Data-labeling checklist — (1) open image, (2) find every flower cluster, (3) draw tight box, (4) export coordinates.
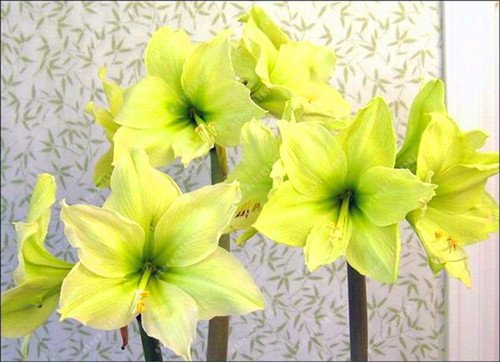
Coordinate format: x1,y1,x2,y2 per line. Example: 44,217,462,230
1,5,498,361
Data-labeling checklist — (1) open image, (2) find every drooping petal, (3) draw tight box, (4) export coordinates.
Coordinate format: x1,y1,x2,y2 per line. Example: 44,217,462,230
202,80,266,147
85,102,118,141
346,209,400,283
396,79,446,170
431,163,499,195
92,147,114,189
145,26,194,94
58,263,139,330
304,215,351,272
113,122,186,168
115,76,186,129
227,120,280,231
254,181,335,247
181,30,235,104
104,149,181,238
162,247,264,320
278,120,347,197
152,182,241,267
338,97,396,183
60,202,144,277
356,166,436,226
415,113,464,181
141,279,198,361
1,278,60,338
25,173,56,244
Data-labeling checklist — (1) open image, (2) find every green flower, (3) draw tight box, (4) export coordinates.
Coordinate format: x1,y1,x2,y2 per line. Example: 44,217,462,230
113,27,265,167
1,174,73,338
406,112,499,287
234,5,351,124
254,98,435,283
58,149,264,360
226,119,283,244
85,67,124,188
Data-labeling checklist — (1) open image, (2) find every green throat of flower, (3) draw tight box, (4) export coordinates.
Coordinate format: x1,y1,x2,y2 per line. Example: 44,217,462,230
187,106,216,143
327,190,353,249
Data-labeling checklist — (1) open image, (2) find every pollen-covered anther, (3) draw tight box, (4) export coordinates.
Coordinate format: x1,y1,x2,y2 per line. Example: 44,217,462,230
447,237,458,252
134,290,151,314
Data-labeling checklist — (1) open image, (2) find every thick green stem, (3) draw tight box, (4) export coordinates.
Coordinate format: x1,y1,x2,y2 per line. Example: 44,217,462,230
347,263,368,361
137,315,163,361
206,146,230,361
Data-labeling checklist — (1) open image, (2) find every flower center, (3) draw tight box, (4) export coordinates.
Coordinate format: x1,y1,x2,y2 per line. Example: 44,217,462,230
326,191,352,251
187,107,216,142
132,262,164,315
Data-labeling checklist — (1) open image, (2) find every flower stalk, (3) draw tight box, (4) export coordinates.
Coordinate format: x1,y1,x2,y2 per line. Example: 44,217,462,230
137,315,163,361
347,263,368,361
206,146,230,361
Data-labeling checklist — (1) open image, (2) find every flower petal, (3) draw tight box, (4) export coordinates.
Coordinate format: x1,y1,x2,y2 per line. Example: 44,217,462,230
239,6,290,49
254,181,335,247
145,26,194,94
431,163,499,195
278,120,347,197
92,147,114,189
415,113,464,181
58,263,139,330
162,247,264,320
227,120,279,231
142,279,198,361
115,76,186,129
444,259,472,288
356,166,436,226
113,122,186,168
171,125,214,166
152,182,241,267
304,215,350,272
1,278,60,338
25,173,56,243
104,148,181,240
181,31,235,104
202,80,266,147
396,79,446,170
338,97,396,183
60,202,144,277
346,209,400,283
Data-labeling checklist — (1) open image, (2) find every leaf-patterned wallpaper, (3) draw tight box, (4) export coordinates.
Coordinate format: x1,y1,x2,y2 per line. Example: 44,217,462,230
1,1,444,361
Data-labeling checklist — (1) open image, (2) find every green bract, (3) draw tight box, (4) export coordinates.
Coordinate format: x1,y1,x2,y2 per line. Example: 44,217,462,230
1,174,73,338
226,119,283,244
85,67,124,188
58,149,264,360
235,5,351,125
254,98,436,283
406,111,499,287
113,27,265,167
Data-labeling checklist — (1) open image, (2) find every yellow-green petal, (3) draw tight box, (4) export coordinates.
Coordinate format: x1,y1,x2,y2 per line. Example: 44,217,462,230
396,79,446,170
239,5,290,49
153,182,241,267
58,263,139,330
60,202,145,277
92,148,114,189
162,247,264,320
1,278,60,338
145,26,194,94
104,148,181,238
357,166,436,227
115,76,186,129
254,181,334,247
171,125,214,167
346,209,400,283
278,120,347,197
142,279,198,361
338,97,396,183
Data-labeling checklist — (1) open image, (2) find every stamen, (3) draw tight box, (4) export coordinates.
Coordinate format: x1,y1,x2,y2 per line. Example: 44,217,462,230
434,230,459,253
326,192,352,251
132,265,154,315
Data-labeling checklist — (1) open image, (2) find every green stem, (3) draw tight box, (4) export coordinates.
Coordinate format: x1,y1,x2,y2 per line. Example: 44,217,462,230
347,263,368,361
137,315,163,361
206,146,230,361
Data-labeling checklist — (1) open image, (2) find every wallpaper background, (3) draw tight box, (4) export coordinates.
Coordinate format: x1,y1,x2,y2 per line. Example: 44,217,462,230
1,1,444,361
